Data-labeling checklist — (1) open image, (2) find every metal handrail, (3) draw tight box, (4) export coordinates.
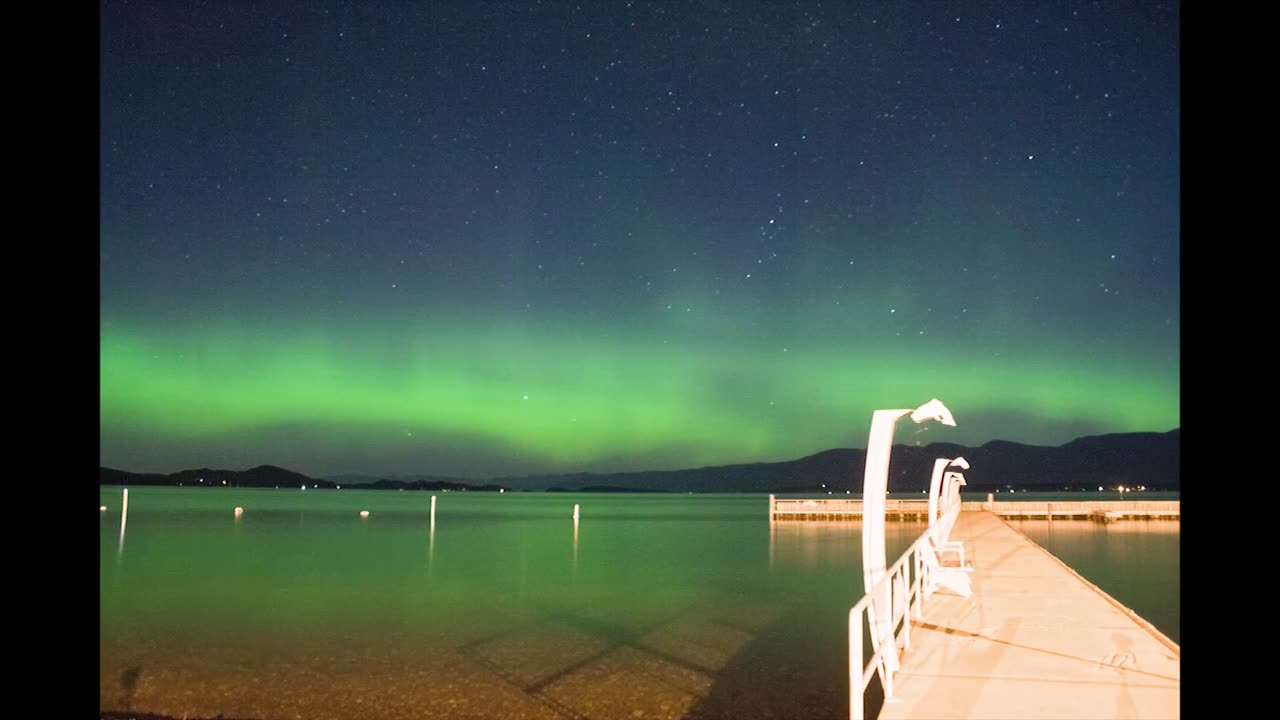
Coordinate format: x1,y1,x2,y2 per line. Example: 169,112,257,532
847,502,959,720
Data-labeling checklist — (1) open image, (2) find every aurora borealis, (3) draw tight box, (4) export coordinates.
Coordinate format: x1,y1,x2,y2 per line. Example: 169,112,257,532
101,2,1179,479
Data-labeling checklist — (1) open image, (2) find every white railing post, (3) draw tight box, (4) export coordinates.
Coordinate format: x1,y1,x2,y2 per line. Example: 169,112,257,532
899,570,910,650
882,644,894,699
845,509,976,719
915,549,925,619
850,607,864,720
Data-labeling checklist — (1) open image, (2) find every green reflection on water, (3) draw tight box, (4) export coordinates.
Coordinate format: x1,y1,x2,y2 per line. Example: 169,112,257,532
101,489,895,643
103,488,933,718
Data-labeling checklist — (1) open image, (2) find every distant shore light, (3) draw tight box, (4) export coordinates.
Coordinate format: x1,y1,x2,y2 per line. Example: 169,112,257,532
360,510,370,518
100,505,107,512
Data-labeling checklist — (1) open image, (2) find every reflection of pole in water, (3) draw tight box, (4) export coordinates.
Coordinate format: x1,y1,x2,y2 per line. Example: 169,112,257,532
117,487,129,563
428,495,437,577
768,494,776,573
572,504,580,575
769,518,776,573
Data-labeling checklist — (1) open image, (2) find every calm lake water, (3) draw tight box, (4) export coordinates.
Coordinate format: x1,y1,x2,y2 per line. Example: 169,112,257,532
100,488,1178,719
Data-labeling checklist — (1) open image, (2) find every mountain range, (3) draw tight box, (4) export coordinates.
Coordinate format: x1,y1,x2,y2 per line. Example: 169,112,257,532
100,428,1179,493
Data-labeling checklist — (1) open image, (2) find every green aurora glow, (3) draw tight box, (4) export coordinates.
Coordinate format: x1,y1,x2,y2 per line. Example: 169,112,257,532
100,316,1178,478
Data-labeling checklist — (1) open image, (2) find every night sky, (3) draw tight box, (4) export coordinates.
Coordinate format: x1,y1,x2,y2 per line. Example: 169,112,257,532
100,1,1180,479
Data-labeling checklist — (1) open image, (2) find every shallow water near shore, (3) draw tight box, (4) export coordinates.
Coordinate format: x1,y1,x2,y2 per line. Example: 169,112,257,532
101,487,1178,719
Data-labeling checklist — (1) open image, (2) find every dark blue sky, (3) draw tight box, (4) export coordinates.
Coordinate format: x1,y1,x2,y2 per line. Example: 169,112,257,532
100,1,1180,478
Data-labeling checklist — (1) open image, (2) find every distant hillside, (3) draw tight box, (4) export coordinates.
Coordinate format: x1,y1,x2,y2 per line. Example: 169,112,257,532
491,429,1180,493
324,473,477,486
99,464,316,489
100,428,1178,493
98,465,510,491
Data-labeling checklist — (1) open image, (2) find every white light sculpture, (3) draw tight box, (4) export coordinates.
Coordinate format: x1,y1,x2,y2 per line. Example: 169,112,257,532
927,456,970,528
921,458,973,599
860,399,956,682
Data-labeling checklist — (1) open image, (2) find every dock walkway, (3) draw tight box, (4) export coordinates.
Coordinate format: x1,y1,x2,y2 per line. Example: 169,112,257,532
877,511,1179,720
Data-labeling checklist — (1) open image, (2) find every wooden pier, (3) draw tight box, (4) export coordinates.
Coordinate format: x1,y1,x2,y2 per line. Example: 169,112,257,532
874,511,1179,720
771,496,1179,523
770,496,932,521
959,500,1180,522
